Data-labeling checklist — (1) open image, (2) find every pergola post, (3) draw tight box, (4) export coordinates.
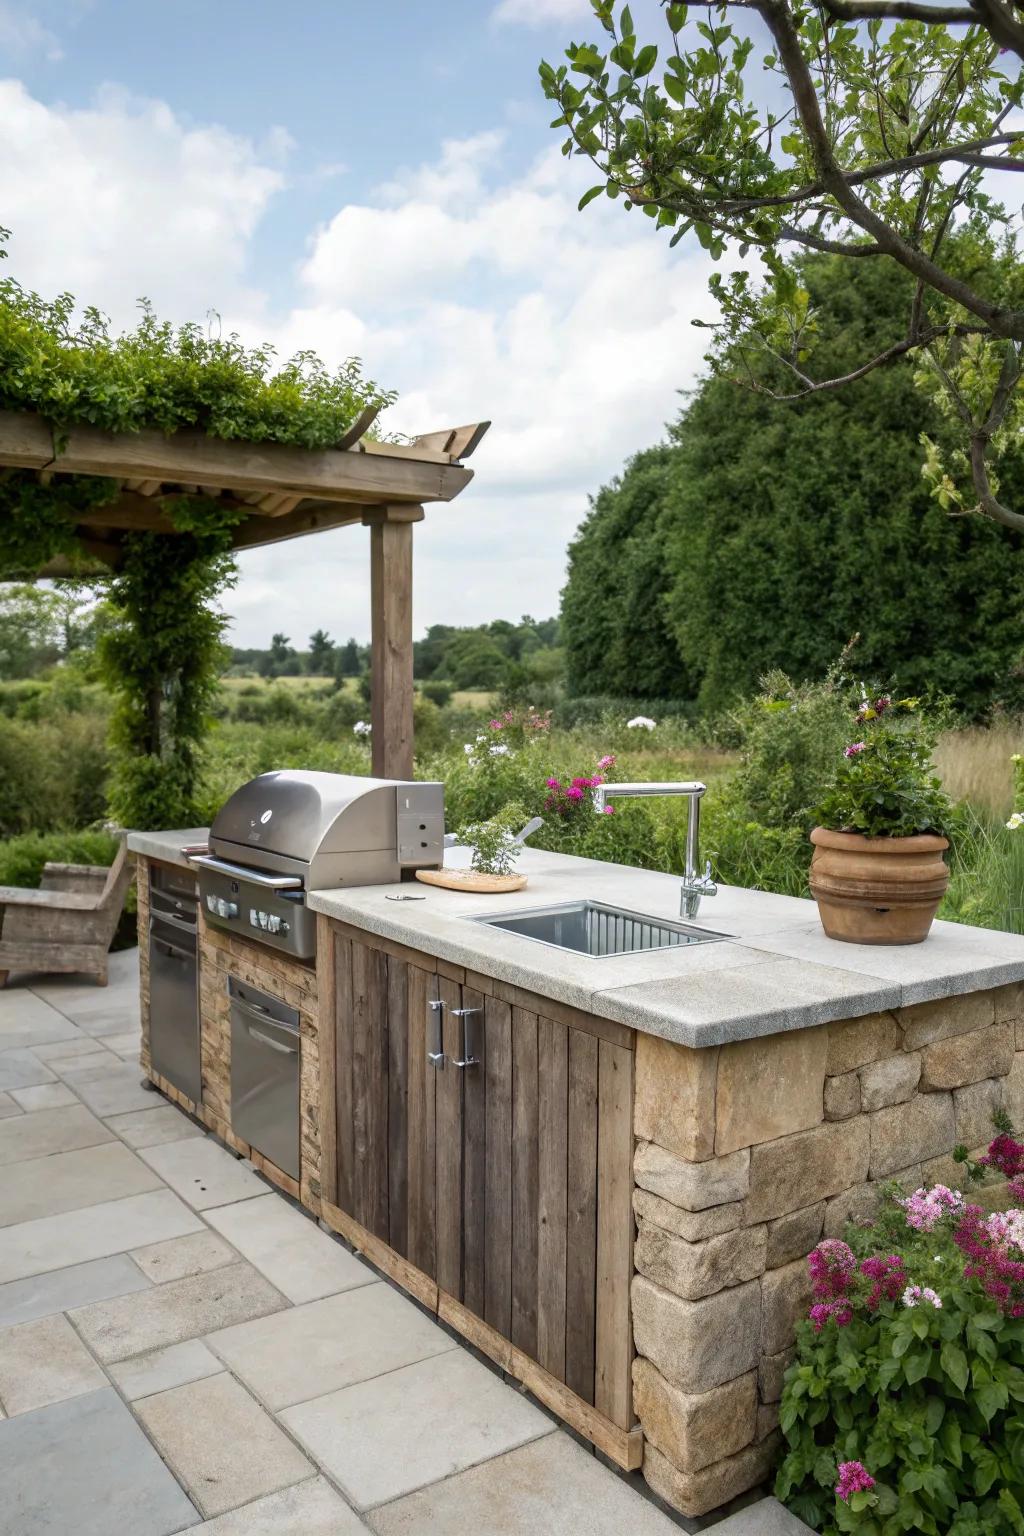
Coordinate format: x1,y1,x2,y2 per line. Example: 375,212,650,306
365,505,424,781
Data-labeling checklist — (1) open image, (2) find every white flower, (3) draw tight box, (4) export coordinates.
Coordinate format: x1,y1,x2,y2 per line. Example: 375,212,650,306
626,715,657,731
463,743,474,755
1007,812,1024,831
902,1284,942,1309
353,720,372,737
489,744,511,757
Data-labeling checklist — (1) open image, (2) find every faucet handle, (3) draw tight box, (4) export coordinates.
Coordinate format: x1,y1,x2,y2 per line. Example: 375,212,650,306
702,860,718,895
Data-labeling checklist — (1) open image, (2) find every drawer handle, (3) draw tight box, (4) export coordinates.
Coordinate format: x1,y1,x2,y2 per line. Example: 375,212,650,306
452,1006,481,1069
247,1026,298,1056
427,997,445,1069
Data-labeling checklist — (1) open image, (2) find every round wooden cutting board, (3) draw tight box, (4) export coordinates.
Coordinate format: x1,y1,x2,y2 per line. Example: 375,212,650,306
415,868,528,894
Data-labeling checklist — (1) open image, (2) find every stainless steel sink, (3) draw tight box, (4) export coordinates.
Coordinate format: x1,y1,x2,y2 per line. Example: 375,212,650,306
472,900,729,958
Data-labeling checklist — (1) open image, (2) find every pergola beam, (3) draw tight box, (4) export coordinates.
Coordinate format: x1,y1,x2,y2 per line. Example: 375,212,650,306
1,408,489,779
0,411,474,506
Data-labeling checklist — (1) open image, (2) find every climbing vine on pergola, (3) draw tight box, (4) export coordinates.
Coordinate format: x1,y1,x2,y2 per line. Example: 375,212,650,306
0,263,487,828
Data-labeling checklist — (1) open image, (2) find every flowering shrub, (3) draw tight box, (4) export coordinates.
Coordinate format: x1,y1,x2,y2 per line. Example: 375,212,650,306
777,1127,1024,1534
544,755,617,823
815,693,951,839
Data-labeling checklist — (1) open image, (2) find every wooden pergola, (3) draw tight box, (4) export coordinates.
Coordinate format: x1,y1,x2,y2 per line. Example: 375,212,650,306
0,408,488,781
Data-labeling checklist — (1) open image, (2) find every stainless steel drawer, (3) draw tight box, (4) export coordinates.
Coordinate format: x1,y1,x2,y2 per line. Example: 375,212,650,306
229,979,300,1181
149,916,201,1103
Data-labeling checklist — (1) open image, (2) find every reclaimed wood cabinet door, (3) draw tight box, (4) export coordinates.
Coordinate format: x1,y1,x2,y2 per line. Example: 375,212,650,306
330,931,635,1433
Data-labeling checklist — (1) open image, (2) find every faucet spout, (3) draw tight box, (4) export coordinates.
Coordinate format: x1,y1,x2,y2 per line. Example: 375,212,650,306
592,781,717,918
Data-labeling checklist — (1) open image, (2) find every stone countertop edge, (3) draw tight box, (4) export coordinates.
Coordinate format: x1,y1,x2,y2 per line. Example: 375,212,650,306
128,832,1024,1048
127,829,209,871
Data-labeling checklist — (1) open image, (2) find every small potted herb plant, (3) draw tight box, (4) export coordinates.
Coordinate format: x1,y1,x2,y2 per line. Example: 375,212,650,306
810,695,951,944
417,802,533,893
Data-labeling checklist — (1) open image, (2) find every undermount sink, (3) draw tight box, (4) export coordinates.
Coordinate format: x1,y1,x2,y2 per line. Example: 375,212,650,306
472,900,729,958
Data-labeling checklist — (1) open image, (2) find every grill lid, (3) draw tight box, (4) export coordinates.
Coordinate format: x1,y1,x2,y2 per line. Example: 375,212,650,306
211,770,404,865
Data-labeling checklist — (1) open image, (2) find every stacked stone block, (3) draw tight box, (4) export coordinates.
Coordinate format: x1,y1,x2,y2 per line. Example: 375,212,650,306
630,980,1024,1518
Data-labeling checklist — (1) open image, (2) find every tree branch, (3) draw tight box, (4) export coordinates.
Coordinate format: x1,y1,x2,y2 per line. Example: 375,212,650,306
756,0,1024,339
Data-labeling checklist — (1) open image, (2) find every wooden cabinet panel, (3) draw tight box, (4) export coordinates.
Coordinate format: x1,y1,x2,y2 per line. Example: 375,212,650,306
482,995,513,1337
329,927,635,1433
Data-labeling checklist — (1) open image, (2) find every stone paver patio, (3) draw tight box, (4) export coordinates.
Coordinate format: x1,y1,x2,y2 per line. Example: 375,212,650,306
0,948,809,1535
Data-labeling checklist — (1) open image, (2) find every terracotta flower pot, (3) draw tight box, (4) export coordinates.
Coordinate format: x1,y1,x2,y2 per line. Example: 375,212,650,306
809,827,950,945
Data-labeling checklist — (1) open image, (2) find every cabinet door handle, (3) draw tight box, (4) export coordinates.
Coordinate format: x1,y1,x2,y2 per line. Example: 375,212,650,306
427,997,445,1069
452,1006,481,1069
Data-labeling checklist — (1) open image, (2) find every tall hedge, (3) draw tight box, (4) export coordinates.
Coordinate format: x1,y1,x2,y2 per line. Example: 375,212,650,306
562,256,1024,719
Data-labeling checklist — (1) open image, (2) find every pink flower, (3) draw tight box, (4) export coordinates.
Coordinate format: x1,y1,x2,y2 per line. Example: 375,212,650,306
603,805,615,815
597,754,616,769
545,778,560,789
844,741,868,758
566,786,585,802
836,1462,875,1503
902,1284,942,1309
900,1184,964,1232
859,1254,908,1309
982,1133,1024,1181
488,719,503,731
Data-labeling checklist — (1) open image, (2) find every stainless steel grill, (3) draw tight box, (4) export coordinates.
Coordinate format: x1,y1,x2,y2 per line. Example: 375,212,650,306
188,770,444,959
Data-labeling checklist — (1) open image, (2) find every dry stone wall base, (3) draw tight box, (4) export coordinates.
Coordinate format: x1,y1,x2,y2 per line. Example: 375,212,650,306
631,987,1024,1521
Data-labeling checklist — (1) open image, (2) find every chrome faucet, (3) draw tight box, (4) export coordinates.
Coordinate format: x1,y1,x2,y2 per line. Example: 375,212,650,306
592,781,718,919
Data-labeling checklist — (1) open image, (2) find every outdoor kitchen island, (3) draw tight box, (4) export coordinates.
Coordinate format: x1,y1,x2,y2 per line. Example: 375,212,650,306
127,829,1024,1519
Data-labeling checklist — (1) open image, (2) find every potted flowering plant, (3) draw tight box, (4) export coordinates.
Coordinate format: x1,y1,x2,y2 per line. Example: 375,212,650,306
809,694,951,944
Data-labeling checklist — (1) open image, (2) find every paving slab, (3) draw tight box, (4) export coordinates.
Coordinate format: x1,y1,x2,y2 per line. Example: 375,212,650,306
60,1058,157,1116
0,1092,21,1120
0,1254,150,1329
72,1259,288,1362
135,1371,313,1518
193,1476,369,1534
0,1188,203,1284
43,1048,115,1077
0,1385,199,1535
0,991,82,1050
207,1283,453,1410
131,1230,236,1284
710,1497,815,1534
103,1029,143,1059
0,1048,56,1091
32,1035,104,1062
0,1313,107,1416
9,1082,77,1112
0,1102,113,1168
367,1431,685,1535
108,1339,223,1400
282,1348,552,1510
139,1137,267,1210
205,1195,376,1303
106,1103,205,1148
0,1140,162,1229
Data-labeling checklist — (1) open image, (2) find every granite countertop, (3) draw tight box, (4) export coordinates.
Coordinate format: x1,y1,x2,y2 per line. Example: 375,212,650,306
128,830,1024,1048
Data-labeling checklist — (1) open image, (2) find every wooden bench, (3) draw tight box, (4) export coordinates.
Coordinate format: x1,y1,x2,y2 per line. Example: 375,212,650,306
0,841,135,988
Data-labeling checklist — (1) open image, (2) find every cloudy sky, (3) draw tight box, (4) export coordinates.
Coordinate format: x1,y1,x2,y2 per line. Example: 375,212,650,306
0,0,722,647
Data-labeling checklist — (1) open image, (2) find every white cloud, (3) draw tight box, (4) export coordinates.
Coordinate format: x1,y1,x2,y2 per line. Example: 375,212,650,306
0,80,285,322
0,4,62,61
230,133,720,644
0,81,720,646
491,0,590,25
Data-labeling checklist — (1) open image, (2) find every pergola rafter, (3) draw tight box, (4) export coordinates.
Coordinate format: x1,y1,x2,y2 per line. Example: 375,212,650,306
0,406,489,780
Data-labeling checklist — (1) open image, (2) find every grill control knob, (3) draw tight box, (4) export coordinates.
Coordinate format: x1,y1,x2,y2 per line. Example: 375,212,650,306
215,898,238,919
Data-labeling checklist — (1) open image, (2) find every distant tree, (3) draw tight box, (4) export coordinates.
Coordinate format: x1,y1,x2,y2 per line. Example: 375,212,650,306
561,254,1024,718
307,629,335,674
562,444,686,699
335,637,362,678
259,632,298,679
445,632,510,690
